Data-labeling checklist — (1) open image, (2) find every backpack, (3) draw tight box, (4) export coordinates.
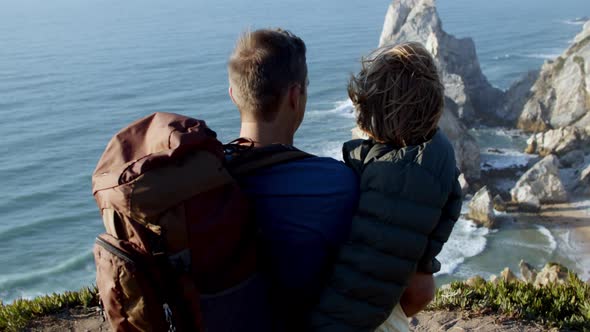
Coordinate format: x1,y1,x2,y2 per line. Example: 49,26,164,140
92,112,312,332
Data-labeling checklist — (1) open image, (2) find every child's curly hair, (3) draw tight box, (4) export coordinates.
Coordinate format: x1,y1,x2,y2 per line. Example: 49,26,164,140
349,42,444,147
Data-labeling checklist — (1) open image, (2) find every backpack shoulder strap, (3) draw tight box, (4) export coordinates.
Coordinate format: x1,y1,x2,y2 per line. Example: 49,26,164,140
225,142,315,177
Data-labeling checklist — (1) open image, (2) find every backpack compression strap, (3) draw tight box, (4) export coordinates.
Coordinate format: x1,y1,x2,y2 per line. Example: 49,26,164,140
225,141,315,177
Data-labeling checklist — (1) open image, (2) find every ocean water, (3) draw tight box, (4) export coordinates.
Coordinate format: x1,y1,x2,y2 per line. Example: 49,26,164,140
1,0,589,302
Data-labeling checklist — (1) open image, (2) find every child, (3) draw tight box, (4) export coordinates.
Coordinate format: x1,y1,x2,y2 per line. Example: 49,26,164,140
311,42,462,332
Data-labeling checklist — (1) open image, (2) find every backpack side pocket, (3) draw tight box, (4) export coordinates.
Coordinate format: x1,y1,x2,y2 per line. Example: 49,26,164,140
94,234,168,332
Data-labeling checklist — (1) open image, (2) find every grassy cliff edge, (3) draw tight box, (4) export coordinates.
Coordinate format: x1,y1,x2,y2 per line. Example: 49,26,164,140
1,270,589,331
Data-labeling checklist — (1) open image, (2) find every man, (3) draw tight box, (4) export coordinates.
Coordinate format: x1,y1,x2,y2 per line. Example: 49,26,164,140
226,28,359,331
219,29,437,332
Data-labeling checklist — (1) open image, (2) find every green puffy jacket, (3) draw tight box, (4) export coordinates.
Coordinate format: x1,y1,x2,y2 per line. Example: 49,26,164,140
310,130,463,332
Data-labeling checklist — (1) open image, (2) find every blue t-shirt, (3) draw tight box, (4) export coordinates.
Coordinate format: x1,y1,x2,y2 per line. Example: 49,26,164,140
239,156,359,328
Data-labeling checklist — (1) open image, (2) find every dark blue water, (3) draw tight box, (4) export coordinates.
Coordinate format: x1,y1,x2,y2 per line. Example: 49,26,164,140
1,0,588,302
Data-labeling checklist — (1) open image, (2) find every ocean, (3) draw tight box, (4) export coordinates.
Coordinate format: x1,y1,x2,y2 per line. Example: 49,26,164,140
1,0,589,302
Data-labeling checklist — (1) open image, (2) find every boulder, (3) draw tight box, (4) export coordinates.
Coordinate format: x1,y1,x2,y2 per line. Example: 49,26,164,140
377,0,484,179
499,70,539,125
489,274,499,285
500,268,518,283
438,103,481,180
534,263,569,287
560,150,586,168
525,127,588,157
464,275,485,288
510,155,568,208
468,186,496,228
379,0,503,125
519,260,538,283
458,173,469,195
517,21,590,132
574,163,590,195
492,195,507,212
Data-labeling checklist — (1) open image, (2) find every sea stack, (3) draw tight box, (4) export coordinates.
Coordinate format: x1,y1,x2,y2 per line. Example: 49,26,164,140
517,21,590,132
378,0,492,179
379,0,503,123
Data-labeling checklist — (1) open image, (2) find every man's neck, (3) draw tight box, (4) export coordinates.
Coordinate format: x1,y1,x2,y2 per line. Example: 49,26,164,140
239,121,294,147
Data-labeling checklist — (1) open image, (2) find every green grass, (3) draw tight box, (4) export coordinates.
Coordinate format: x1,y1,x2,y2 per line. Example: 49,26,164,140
0,286,99,332
429,273,590,331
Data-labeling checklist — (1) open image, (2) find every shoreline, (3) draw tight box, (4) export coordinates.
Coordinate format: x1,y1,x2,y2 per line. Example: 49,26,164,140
538,199,590,280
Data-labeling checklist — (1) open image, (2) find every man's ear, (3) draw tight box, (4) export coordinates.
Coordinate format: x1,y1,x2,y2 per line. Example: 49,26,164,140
288,84,302,110
229,86,237,105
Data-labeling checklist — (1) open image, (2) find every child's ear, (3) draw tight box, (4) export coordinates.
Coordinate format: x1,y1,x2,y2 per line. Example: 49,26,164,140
229,86,237,105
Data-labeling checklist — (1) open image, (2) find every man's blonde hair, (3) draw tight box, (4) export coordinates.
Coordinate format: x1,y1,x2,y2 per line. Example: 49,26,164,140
349,42,444,146
228,29,307,122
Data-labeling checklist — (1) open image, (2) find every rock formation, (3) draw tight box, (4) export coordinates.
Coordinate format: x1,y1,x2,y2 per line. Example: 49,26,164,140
468,186,496,228
510,155,568,209
534,263,570,287
574,164,590,195
519,260,537,283
379,0,503,123
525,126,589,157
438,104,481,179
351,114,481,179
352,0,484,180
458,173,469,194
517,21,590,132
499,71,540,125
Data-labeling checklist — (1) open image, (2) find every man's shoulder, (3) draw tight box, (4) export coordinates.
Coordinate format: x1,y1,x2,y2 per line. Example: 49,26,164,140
269,156,358,185
242,154,358,197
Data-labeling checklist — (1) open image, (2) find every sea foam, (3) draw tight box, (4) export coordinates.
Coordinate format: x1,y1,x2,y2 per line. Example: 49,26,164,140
534,224,558,253
436,218,490,276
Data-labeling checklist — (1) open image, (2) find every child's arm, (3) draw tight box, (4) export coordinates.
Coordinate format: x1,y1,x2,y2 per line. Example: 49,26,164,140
417,168,463,273
399,272,435,317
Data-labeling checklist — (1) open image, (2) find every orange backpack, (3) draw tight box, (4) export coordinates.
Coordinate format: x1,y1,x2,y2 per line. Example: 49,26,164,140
92,112,311,331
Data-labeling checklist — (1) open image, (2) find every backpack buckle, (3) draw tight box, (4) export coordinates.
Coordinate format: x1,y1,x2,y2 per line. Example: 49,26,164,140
163,303,177,332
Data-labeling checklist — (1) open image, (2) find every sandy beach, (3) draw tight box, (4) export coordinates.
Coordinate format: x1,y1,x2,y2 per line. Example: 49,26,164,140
516,198,590,281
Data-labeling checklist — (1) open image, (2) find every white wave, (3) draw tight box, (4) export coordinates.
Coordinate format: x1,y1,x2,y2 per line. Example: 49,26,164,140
521,53,561,60
534,224,557,253
480,148,537,170
0,251,93,291
305,99,355,119
557,228,590,281
333,99,353,113
436,218,489,276
493,54,513,61
562,17,589,25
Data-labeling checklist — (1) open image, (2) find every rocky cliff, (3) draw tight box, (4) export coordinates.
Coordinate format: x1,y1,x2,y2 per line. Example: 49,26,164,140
516,21,590,132
379,0,503,124
378,0,489,179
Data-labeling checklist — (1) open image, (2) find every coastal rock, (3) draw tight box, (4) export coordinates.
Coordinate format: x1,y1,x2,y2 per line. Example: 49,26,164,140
458,173,469,195
438,102,481,180
560,150,586,168
499,71,539,125
525,127,588,157
519,260,538,283
534,263,569,287
489,274,499,285
379,0,503,124
351,120,481,180
492,195,507,212
510,155,568,208
464,275,485,287
517,21,590,132
500,268,518,283
574,163,590,195
468,186,496,228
